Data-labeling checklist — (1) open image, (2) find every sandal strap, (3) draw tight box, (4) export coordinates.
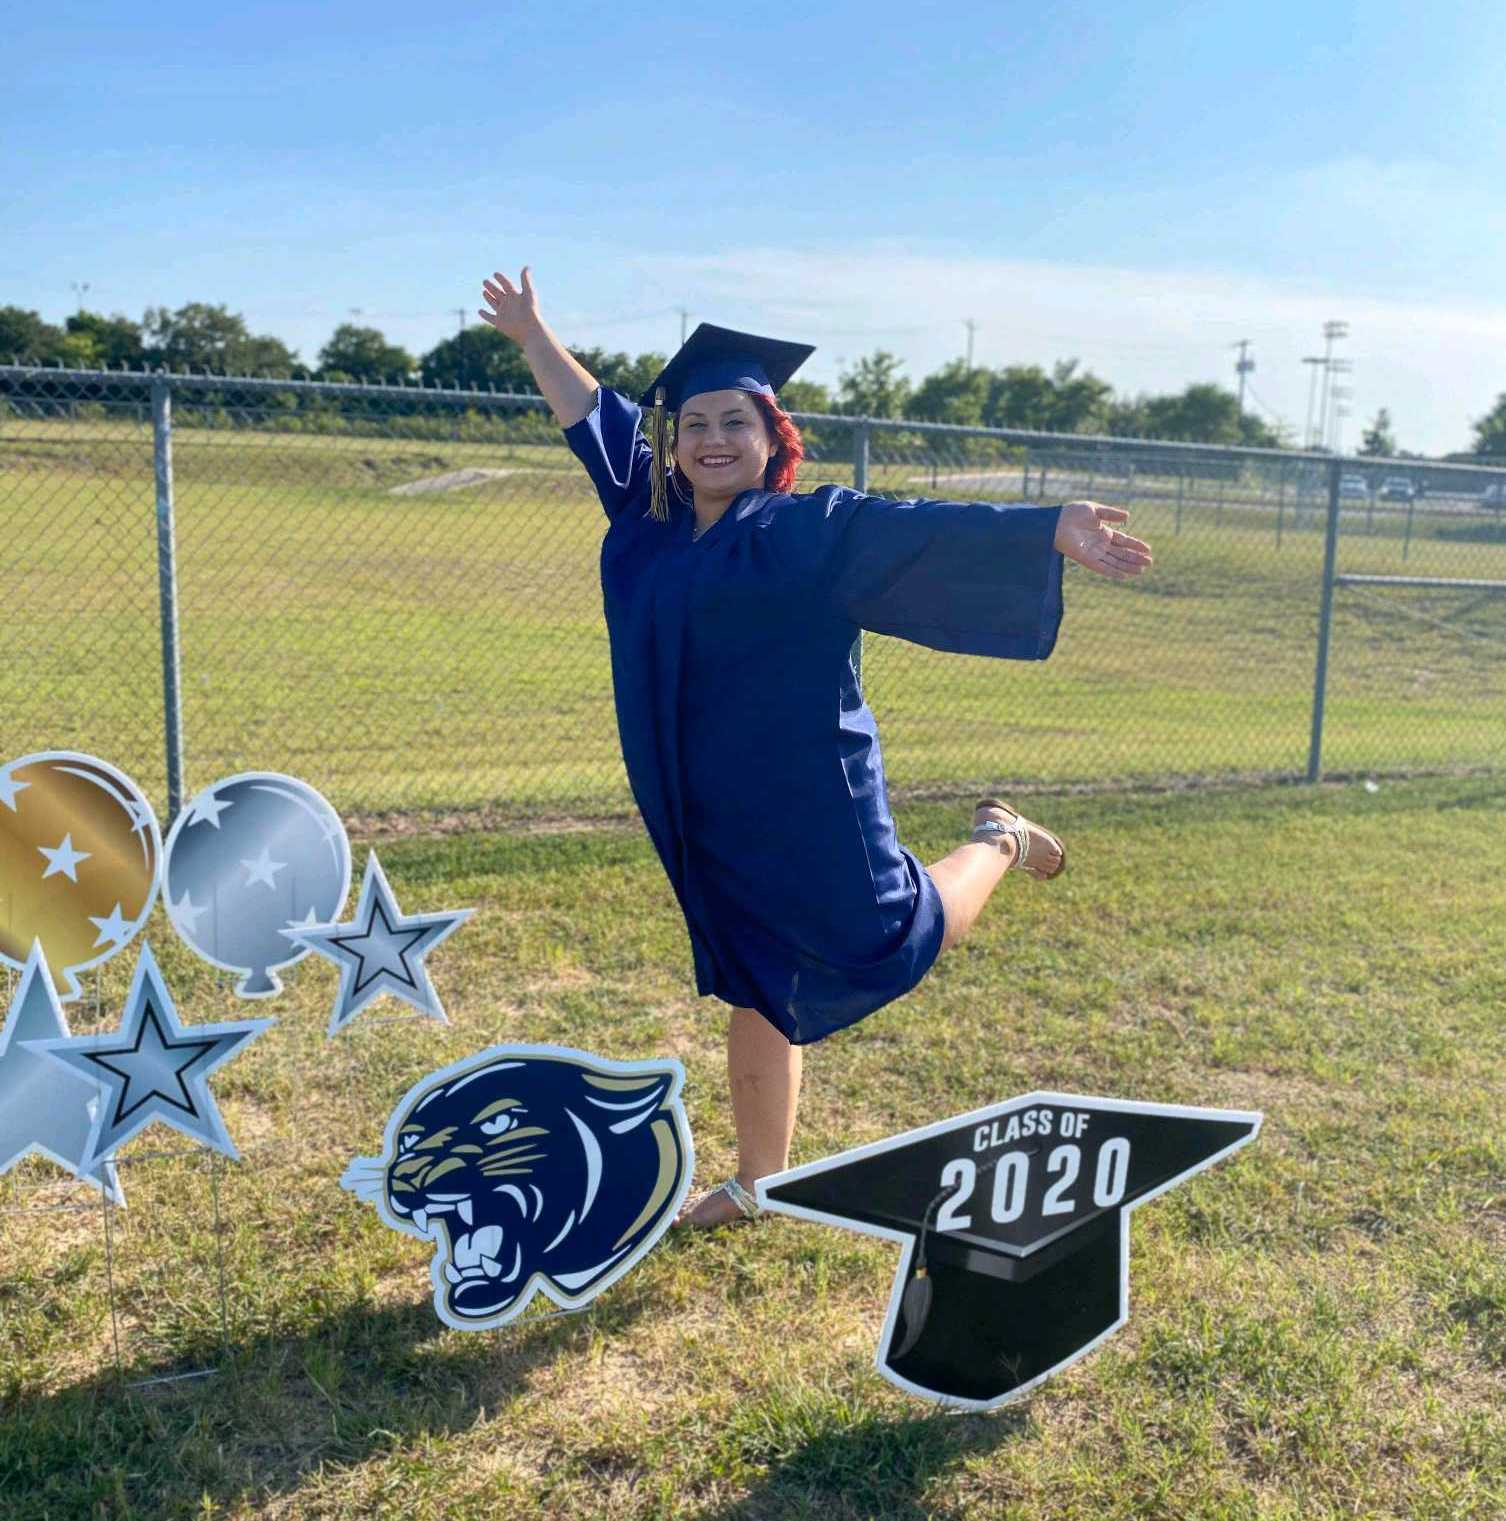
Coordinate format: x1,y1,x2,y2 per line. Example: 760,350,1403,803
722,1176,762,1219
972,815,1030,870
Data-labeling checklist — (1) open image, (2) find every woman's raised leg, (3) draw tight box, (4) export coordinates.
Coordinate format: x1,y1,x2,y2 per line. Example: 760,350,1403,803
929,803,1064,953
675,1004,803,1228
928,836,1016,953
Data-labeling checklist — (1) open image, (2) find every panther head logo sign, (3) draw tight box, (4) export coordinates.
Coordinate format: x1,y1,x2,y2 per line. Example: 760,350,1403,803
342,1044,693,1329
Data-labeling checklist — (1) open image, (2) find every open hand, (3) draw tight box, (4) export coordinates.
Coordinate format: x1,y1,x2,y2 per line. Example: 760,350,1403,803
478,267,542,344
1053,501,1153,580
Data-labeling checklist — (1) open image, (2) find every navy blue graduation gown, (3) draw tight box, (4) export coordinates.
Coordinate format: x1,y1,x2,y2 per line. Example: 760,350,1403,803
563,386,1065,1045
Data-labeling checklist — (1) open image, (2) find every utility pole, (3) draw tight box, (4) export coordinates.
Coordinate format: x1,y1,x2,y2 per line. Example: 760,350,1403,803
1231,340,1254,417
454,307,468,336
1316,320,1348,451
676,307,690,347
962,318,978,369
69,281,90,313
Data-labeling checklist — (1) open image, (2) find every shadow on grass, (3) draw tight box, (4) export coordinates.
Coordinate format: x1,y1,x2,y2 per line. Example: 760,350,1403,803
0,1283,638,1520
706,1402,1031,1521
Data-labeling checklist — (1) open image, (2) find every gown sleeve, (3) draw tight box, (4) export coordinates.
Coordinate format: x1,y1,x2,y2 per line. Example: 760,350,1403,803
560,385,653,522
796,487,1067,660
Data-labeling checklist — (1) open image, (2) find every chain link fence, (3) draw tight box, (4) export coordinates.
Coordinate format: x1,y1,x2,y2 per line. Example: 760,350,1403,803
4,362,1504,835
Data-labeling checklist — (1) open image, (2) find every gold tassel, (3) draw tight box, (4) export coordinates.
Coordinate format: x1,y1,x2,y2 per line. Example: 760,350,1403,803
648,384,671,522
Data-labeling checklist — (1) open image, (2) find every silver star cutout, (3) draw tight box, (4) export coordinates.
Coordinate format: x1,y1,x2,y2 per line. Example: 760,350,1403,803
0,942,123,1204
240,845,287,890
171,889,209,938
0,771,30,811
38,833,91,882
88,902,133,949
279,851,473,1038
25,940,275,1170
181,788,233,829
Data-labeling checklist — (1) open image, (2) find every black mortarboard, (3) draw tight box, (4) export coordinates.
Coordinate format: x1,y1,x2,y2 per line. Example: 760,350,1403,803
757,1092,1261,1409
637,323,816,521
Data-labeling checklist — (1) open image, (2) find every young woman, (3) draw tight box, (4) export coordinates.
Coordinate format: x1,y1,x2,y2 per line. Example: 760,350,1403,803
479,267,1153,1231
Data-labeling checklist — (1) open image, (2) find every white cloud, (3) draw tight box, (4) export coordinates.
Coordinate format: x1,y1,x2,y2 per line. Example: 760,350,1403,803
629,236,1506,456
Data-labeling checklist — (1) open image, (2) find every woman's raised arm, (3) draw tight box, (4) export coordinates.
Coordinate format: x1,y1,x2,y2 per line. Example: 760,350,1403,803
479,266,599,429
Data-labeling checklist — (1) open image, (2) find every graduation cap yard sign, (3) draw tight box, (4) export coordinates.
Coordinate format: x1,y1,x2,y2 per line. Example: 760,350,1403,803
757,1092,1261,1410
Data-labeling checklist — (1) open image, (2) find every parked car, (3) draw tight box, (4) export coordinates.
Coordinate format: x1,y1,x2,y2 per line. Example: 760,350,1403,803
1378,476,1415,501
1482,481,1506,507
1338,473,1370,500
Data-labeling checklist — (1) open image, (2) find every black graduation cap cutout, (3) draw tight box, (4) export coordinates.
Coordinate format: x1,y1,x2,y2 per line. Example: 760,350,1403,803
756,1092,1261,1410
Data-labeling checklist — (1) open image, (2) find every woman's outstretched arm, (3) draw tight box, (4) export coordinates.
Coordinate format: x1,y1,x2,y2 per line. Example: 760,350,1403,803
479,266,599,429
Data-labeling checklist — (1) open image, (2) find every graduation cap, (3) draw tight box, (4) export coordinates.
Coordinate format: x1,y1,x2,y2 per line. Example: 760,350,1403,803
638,323,815,522
757,1092,1261,1409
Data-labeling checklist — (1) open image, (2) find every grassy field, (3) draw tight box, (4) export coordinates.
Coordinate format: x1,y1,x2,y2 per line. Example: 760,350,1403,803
2,773,1503,1519
3,416,1504,825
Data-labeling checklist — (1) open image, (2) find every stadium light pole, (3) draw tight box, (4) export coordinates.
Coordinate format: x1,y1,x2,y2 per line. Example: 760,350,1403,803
1317,320,1349,451
1302,358,1324,449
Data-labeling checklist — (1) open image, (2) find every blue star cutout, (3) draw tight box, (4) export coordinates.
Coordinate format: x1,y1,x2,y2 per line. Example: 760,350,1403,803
25,940,275,1170
280,850,473,1038
0,941,123,1205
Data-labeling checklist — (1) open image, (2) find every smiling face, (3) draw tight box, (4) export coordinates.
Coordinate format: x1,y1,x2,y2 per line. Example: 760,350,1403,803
674,387,773,502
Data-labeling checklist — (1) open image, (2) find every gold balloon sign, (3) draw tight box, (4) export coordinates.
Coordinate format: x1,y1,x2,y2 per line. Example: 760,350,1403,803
0,752,161,1002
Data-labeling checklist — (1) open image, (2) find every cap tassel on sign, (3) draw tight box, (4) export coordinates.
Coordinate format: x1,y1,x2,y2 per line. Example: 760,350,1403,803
648,385,671,522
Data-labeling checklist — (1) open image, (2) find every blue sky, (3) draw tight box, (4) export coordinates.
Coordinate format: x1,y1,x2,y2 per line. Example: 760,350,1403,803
7,0,1505,456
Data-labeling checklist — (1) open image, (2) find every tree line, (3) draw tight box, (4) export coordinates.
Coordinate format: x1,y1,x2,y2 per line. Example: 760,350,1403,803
3,301,1503,459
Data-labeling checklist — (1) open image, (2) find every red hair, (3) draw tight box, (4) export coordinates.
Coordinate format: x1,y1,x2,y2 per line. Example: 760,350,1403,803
672,390,806,496
749,391,805,493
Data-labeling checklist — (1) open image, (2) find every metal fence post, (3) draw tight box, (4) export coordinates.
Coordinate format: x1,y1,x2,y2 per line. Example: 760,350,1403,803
1306,457,1342,783
850,418,870,689
152,377,186,828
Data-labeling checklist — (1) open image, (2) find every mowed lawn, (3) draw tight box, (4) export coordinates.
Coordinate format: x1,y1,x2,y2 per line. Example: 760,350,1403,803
1,774,1504,1519
3,415,1505,824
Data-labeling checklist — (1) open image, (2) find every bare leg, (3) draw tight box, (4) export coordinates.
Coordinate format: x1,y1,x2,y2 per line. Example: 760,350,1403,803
928,836,1017,953
928,804,1063,953
675,1004,803,1228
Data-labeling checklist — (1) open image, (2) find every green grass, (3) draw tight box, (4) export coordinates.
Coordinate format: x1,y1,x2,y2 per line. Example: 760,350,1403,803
1,774,1504,1518
3,418,1504,824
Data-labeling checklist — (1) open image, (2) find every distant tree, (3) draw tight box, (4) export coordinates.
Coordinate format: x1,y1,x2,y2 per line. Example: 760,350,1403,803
142,302,302,375
420,325,546,393
1043,358,1114,434
1469,392,1506,457
587,347,673,403
66,310,147,368
0,306,67,363
1236,409,1290,450
317,324,416,385
1359,407,1397,457
986,365,1057,431
1102,392,1153,439
1139,383,1244,445
776,377,835,416
836,350,912,419
907,359,991,427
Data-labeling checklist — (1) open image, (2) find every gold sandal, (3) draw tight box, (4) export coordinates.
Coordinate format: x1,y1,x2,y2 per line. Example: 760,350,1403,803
972,797,1067,879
